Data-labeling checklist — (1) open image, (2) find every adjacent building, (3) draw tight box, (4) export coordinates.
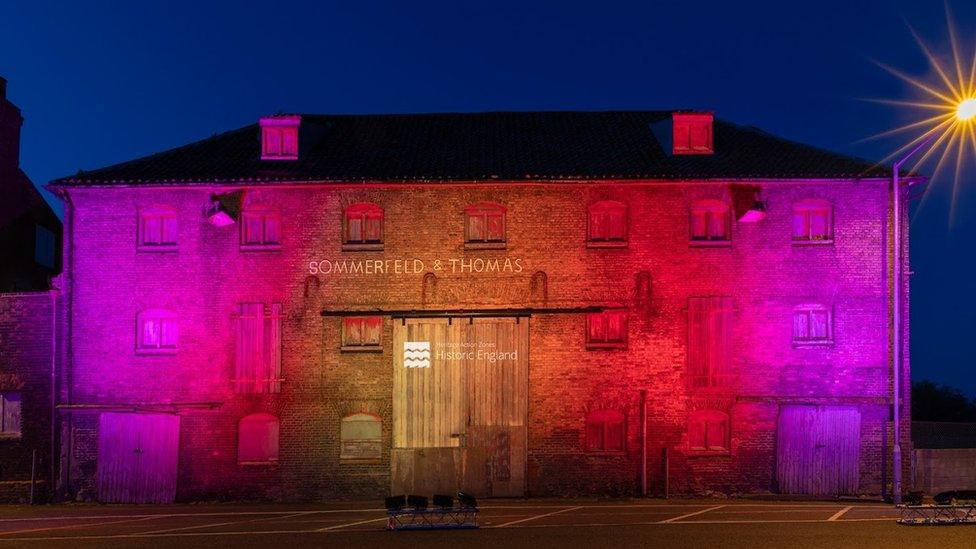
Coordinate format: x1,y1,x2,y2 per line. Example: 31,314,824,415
47,111,914,502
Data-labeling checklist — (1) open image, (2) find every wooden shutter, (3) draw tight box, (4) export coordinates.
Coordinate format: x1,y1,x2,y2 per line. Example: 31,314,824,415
605,419,624,451
793,311,809,340
688,297,733,389
160,317,178,348
2,393,21,435
585,421,603,450
160,215,177,244
243,214,263,245
264,214,281,244
236,303,264,393
265,303,282,393
706,416,727,450
364,215,382,242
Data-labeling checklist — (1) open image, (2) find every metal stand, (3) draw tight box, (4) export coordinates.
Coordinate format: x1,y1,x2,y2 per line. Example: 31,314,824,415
898,504,976,525
387,507,479,530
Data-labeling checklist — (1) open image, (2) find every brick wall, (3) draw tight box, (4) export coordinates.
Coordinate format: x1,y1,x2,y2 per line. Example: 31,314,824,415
59,180,910,500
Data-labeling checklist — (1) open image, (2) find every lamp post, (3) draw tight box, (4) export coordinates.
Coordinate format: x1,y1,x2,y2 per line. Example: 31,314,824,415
890,132,935,505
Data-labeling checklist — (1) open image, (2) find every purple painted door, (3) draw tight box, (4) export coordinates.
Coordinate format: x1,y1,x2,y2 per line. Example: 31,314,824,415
776,406,860,495
97,412,180,503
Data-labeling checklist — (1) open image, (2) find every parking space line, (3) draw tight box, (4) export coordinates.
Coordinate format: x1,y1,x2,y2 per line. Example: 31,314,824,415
493,506,583,527
316,516,388,532
0,515,163,537
137,511,319,535
828,506,853,521
659,505,725,523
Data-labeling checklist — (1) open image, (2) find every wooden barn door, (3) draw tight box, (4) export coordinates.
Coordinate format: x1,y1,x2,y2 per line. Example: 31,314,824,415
776,406,860,495
392,317,528,497
97,412,181,503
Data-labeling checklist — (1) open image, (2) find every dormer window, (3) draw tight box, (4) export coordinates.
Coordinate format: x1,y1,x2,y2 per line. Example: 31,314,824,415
672,112,714,155
260,115,300,160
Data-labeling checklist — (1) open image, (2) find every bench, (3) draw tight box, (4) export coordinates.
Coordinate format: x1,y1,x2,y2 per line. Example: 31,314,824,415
386,494,479,530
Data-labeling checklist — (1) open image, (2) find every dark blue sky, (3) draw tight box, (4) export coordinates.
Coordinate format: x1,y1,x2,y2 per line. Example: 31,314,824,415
3,0,975,395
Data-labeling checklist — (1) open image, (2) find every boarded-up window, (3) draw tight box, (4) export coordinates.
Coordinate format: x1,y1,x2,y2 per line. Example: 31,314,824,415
587,201,628,245
687,297,734,389
342,316,382,350
238,413,279,463
234,303,282,393
138,205,178,250
465,203,506,246
690,200,730,243
793,199,833,242
340,413,382,461
688,409,729,453
793,304,832,344
0,392,21,437
343,203,384,249
240,208,282,249
586,309,628,349
585,409,625,452
136,309,178,354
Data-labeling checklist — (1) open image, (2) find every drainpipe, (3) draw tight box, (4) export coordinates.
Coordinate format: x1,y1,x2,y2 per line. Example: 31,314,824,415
891,134,933,505
640,389,647,497
49,284,58,501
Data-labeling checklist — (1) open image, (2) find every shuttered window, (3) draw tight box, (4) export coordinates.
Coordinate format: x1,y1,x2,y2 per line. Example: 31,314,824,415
0,392,21,437
341,316,382,351
690,200,731,244
261,125,298,159
340,413,382,461
240,208,282,250
586,309,628,349
238,413,279,463
234,303,282,393
792,199,833,243
138,206,178,250
585,409,625,452
687,297,734,389
343,203,384,250
793,304,833,345
464,203,506,248
688,410,729,453
136,309,178,354
587,201,628,246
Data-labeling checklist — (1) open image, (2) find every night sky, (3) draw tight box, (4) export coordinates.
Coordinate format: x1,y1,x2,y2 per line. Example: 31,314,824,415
3,0,975,395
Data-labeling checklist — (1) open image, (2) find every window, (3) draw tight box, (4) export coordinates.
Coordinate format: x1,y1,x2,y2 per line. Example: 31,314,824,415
340,413,382,461
793,304,833,345
35,225,56,268
793,199,833,243
238,413,279,463
341,316,382,351
687,297,734,389
234,303,282,393
137,205,178,250
688,410,729,453
136,309,178,354
587,201,628,246
343,203,384,250
240,207,281,250
464,202,506,248
0,392,21,438
260,115,300,160
585,409,625,452
672,112,714,155
586,309,628,349
690,200,730,244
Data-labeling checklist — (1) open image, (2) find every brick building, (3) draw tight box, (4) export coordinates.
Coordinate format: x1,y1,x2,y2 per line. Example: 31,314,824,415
47,111,914,502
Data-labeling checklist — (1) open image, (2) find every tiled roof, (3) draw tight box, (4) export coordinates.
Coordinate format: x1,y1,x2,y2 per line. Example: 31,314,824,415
50,111,892,186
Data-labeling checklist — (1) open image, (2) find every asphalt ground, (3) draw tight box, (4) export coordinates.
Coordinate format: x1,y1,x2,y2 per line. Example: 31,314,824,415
0,499,973,548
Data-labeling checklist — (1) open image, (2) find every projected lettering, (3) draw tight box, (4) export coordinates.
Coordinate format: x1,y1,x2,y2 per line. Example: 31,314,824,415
309,257,524,275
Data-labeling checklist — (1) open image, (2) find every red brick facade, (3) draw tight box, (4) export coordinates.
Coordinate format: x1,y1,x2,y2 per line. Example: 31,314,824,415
54,179,911,501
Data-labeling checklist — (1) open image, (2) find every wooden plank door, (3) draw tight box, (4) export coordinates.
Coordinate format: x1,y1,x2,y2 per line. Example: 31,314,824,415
97,412,181,503
461,318,528,497
776,406,860,495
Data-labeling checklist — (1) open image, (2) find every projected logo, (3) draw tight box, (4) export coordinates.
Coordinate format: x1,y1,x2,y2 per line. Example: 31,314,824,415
403,341,431,368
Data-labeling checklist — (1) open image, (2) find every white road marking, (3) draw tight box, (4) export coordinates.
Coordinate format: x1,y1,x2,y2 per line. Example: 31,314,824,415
828,506,853,521
493,506,583,527
316,516,389,532
137,511,319,535
659,505,726,523
0,515,163,537
0,509,385,523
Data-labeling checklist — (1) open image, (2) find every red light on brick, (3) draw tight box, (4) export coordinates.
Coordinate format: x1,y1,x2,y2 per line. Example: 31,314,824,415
672,112,713,155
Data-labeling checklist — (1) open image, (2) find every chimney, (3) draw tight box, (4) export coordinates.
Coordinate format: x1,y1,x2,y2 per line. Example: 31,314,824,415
260,115,301,160
671,111,714,155
0,76,23,172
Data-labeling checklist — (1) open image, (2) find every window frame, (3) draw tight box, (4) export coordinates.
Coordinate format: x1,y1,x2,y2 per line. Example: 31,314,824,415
585,309,629,349
240,207,282,251
342,203,384,251
792,303,834,347
586,200,629,248
584,409,626,453
688,409,731,455
464,202,507,249
0,392,22,439
340,412,383,462
792,199,834,245
137,205,178,252
689,199,732,246
237,413,280,465
341,316,383,352
135,309,178,355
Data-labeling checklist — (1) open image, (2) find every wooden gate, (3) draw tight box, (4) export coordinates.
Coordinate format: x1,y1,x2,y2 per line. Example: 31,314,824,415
97,412,181,503
776,406,860,495
392,317,528,497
